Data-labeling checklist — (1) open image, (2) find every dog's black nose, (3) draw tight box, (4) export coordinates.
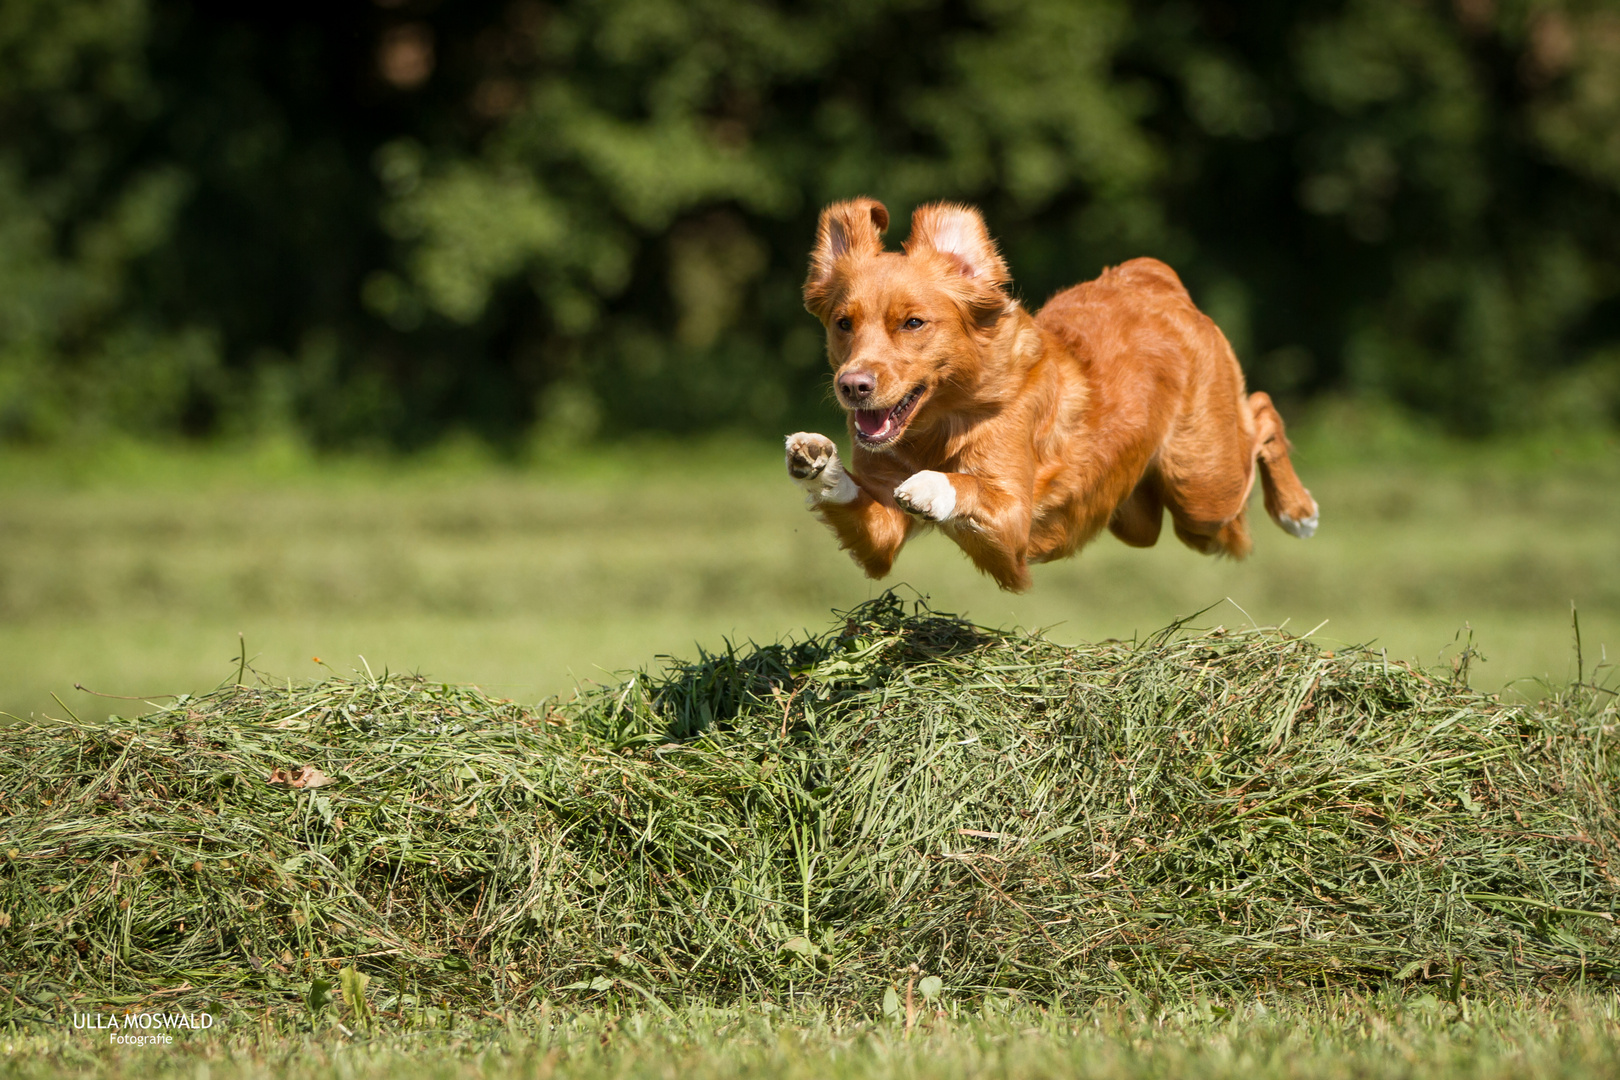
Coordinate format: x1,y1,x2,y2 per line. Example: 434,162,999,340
838,370,876,403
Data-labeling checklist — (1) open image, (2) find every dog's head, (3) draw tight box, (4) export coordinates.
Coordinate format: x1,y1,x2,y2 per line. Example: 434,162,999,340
803,198,1014,451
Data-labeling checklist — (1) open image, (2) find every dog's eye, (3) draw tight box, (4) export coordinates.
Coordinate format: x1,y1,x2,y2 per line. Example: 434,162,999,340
902,317,925,330
836,317,852,332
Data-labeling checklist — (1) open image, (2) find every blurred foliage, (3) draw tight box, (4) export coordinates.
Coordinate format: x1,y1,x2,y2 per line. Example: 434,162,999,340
0,0,1617,449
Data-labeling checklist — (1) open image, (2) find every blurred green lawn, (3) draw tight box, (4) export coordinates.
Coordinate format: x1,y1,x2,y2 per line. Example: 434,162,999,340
2,422,1617,722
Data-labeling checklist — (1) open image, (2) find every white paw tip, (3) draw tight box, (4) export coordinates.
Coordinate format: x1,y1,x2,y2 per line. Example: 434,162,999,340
1279,505,1319,539
895,471,956,521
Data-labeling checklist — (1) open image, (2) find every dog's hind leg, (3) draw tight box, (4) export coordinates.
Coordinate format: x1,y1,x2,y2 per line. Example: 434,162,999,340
1247,392,1318,538
1171,508,1251,558
1108,473,1164,548
1155,415,1257,560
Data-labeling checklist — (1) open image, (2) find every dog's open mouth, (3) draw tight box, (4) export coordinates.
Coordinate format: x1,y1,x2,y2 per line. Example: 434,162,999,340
853,385,925,447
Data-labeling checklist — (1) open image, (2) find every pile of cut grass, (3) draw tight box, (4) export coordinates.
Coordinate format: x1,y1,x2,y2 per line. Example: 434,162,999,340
3,593,1618,1025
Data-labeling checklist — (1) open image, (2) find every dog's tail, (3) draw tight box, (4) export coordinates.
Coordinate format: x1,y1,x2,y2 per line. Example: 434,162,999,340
1248,392,1319,538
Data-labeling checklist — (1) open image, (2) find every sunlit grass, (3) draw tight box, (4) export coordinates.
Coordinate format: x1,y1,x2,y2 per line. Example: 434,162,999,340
1,418,1616,722
6,993,1620,1080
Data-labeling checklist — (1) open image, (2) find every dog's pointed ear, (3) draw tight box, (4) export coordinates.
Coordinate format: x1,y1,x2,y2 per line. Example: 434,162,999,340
804,197,889,317
903,203,1009,288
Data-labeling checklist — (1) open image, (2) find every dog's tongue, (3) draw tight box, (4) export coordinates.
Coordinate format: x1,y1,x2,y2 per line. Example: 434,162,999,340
855,407,895,440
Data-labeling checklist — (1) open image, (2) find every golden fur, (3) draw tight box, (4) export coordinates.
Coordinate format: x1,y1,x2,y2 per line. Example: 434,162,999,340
785,197,1318,592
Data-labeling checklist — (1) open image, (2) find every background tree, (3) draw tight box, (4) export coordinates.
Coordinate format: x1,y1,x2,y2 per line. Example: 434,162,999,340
1,0,1615,449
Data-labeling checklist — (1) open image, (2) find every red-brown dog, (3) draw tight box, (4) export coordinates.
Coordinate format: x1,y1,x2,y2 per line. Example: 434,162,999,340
785,198,1318,592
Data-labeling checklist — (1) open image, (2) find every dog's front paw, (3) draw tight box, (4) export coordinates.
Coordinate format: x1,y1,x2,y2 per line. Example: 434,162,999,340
894,471,957,522
785,432,835,480
785,432,858,505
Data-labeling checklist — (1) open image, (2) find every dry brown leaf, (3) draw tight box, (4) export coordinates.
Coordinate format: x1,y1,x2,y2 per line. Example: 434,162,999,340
295,765,336,788
267,765,336,788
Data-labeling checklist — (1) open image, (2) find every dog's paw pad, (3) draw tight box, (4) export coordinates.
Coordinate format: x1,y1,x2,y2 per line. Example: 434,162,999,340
1278,499,1319,539
786,432,858,505
785,432,835,480
894,471,956,521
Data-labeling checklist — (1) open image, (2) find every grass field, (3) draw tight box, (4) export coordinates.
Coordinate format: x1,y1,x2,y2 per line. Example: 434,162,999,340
2,414,1616,724
4,414,1620,1078
7,993,1620,1079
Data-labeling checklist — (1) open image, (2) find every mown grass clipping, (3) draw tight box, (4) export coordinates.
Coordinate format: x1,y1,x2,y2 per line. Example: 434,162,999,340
3,593,1618,1024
